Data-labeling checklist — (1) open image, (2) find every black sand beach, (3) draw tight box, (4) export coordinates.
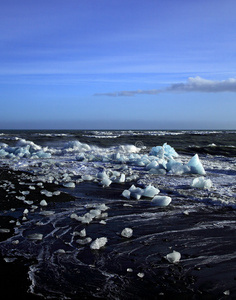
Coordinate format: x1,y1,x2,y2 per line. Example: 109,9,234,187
0,168,236,299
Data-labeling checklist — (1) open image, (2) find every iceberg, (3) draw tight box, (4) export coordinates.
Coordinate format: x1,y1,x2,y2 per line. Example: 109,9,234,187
187,154,206,175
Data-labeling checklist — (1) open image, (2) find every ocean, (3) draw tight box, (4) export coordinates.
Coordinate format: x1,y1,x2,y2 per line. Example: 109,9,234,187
0,130,236,299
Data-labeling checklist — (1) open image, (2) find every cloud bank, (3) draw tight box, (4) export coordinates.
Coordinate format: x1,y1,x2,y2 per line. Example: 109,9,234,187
94,76,236,97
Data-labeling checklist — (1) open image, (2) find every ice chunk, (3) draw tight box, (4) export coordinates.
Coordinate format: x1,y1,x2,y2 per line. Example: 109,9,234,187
82,175,94,181
121,228,133,238
187,154,206,175
63,182,75,188
122,189,131,199
101,177,112,187
146,160,159,171
40,200,48,206
142,185,160,198
90,237,107,250
76,237,92,245
151,196,172,207
165,250,181,263
129,185,143,200
27,233,43,241
191,176,212,189
150,143,178,159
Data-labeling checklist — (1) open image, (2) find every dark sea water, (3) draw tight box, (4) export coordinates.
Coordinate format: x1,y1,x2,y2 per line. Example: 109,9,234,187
0,130,236,299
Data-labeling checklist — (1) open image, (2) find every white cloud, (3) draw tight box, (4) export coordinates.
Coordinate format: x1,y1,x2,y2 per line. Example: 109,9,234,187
167,76,236,93
94,76,236,96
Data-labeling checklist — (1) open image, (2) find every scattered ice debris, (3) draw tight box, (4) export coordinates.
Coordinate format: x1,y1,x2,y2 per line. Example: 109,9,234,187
40,200,48,206
121,228,133,238
90,237,108,250
191,176,212,189
165,250,181,263
27,233,43,241
151,196,172,207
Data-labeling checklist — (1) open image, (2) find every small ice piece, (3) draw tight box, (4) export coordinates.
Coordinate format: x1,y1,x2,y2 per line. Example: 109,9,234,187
101,177,112,187
78,229,86,237
27,233,43,241
187,154,206,175
151,196,172,207
129,185,143,200
76,237,92,245
165,250,181,263
23,209,29,214
127,268,133,273
54,249,66,254
63,182,75,188
0,228,10,233
39,211,55,216
90,237,108,250
89,209,101,218
137,272,145,278
191,176,212,189
122,189,131,199
53,191,61,196
118,173,126,183
40,200,48,206
99,220,106,225
121,228,133,238
142,185,160,198
12,240,19,245
82,175,94,181
21,191,30,195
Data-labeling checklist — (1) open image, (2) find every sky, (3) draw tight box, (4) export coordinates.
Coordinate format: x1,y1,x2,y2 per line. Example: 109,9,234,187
0,0,236,130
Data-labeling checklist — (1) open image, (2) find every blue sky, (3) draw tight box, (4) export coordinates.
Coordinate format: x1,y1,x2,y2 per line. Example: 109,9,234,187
1,0,236,129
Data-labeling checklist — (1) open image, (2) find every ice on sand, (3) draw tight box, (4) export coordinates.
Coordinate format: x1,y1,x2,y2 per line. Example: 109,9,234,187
191,176,212,189
90,237,107,250
187,154,206,175
151,196,172,207
121,228,133,238
165,250,181,263
142,185,160,198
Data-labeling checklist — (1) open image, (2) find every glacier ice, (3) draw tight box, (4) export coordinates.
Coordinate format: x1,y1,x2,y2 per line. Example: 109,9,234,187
151,196,172,207
191,176,212,189
165,250,181,263
142,185,160,198
121,228,133,238
187,154,206,175
90,237,108,250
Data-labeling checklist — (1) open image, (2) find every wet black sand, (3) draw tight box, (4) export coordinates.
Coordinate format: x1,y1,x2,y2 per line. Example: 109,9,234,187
0,168,236,299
